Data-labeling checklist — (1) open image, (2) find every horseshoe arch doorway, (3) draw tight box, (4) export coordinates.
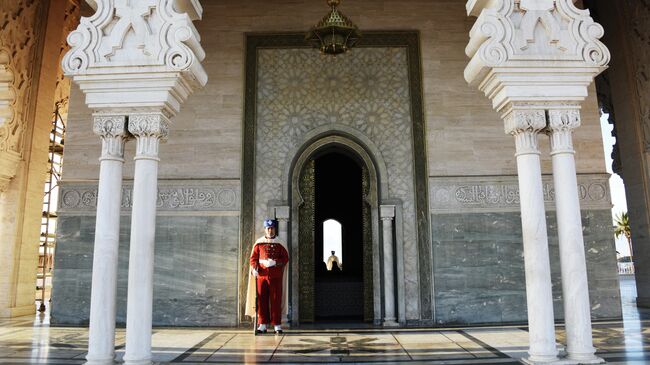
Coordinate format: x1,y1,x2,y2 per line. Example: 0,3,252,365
289,136,381,325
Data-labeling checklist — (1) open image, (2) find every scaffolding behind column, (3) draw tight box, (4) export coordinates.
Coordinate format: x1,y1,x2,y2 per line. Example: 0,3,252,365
36,103,65,312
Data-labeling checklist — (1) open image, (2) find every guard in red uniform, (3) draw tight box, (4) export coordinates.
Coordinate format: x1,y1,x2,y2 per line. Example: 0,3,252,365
249,219,289,333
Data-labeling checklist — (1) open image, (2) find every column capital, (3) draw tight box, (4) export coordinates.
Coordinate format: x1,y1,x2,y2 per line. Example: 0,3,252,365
503,109,546,156
93,115,130,162
128,113,170,160
380,205,395,220
547,108,581,155
274,206,290,221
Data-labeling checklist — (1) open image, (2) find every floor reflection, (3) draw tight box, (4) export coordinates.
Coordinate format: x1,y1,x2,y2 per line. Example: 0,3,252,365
0,275,648,364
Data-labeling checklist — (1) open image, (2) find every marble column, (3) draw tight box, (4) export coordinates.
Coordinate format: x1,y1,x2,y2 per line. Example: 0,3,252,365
547,108,603,364
380,205,398,327
505,109,559,364
123,113,169,365
86,115,129,365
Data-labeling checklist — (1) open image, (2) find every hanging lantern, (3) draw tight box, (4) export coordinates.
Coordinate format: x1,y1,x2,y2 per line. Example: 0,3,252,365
306,0,361,55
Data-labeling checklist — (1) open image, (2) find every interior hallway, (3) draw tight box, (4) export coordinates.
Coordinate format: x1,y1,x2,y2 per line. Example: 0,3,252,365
0,276,647,364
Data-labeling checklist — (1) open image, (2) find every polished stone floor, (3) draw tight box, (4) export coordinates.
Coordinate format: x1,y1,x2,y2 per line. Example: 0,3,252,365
1,276,648,364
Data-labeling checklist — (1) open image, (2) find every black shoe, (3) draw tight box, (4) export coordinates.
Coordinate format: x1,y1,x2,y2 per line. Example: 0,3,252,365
256,329,267,334
275,329,283,334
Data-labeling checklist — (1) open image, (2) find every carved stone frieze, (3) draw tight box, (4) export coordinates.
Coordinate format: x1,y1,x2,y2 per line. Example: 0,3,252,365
58,180,240,213
93,115,129,160
429,174,611,213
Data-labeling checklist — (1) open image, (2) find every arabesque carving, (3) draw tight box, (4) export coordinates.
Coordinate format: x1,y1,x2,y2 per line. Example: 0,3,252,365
128,113,170,158
62,0,206,85
61,0,207,117
504,109,546,155
93,115,129,160
0,0,46,191
53,1,81,119
466,0,610,85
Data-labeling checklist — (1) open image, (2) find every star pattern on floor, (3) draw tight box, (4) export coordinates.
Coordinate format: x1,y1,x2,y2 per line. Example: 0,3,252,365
289,336,385,356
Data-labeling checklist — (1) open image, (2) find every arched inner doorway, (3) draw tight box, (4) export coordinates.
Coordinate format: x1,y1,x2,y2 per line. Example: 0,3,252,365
314,153,365,321
291,138,378,325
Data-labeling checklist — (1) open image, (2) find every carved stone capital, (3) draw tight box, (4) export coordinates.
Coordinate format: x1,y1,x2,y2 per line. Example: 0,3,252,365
128,113,170,160
93,115,130,161
504,109,546,156
547,109,581,155
380,205,396,220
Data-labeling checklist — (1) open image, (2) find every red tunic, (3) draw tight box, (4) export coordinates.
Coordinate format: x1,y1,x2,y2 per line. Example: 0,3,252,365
249,238,289,325
250,241,289,278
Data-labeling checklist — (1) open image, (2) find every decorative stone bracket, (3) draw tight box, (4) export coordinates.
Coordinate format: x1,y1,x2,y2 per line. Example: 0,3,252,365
465,0,610,114
62,0,207,116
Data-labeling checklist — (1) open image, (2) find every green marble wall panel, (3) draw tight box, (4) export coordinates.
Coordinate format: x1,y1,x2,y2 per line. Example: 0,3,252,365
51,214,239,327
431,209,621,325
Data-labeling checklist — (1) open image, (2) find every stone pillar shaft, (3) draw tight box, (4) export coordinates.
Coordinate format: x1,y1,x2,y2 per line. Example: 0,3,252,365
506,110,559,363
123,114,169,365
275,205,290,324
380,205,398,326
548,109,601,363
86,115,129,365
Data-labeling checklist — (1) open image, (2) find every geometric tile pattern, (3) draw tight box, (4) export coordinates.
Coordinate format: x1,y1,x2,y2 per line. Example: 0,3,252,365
2,320,649,364
253,47,420,317
2,277,647,364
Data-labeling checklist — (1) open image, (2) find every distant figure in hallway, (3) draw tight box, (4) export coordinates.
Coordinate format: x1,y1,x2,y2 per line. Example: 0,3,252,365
245,219,289,334
326,250,342,271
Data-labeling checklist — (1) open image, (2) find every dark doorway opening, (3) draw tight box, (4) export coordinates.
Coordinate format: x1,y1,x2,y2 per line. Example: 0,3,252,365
314,152,364,321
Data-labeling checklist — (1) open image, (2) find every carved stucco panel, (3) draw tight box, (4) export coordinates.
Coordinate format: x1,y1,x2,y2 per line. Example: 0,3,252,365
0,0,46,190
0,0,42,153
254,48,420,318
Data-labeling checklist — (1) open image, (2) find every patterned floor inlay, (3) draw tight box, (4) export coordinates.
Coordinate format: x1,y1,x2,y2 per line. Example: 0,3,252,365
1,277,649,364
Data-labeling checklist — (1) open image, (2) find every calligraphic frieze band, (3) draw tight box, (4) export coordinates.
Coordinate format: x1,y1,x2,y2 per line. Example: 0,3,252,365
59,180,240,213
429,174,610,213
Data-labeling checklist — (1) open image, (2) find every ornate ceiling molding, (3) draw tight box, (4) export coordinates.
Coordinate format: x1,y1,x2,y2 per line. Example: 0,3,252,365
62,0,207,116
465,0,610,114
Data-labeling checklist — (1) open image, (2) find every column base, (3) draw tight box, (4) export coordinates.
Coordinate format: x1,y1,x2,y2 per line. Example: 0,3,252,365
85,356,115,365
522,354,559,365
123,359,151,365
566,353,604,364
382,318,399,327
